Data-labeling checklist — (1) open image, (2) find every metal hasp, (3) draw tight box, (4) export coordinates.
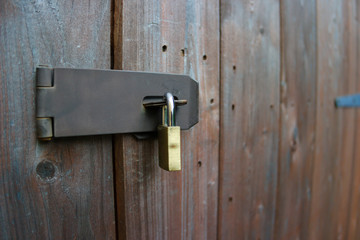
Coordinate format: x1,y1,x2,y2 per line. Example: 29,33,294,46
36,67,199,139
335,94,360,108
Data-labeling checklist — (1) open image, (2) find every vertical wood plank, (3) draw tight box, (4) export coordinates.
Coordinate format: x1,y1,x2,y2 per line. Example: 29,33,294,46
113,0,220,239
347,2,360,238
348,113,360,239
274,0,317,239
309,0,358,239
0,1,116,239
218,0,280,239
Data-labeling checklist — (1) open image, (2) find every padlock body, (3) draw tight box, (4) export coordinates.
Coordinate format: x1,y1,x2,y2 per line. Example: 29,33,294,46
158,125,181,171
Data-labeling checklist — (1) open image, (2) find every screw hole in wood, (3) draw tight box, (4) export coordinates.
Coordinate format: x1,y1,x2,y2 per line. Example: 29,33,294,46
181,49,185,56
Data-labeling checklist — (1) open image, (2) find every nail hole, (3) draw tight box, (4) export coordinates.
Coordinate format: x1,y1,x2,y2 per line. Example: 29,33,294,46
228,197,233,202
270,104,274,109
181,49,185,56
197,161,202,167
162,45,167,52
36,161,56,180
210,98,214,104
260,27,265,34
203,55,207,60
232,104,235,110
233,65,236,70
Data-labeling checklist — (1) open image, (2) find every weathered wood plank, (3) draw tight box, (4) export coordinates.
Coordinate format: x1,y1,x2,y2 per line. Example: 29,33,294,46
274,0,317,239
0,1,115,239
113,0,220,239
348,115,360,239
309,0,358,239
347,3,360,238
218,0,280,239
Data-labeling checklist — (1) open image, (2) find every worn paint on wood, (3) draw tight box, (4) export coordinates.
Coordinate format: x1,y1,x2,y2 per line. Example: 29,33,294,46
274,0,317,239
0,1,116,239
218,0,280,239
309,0,358,239
113,0,220,239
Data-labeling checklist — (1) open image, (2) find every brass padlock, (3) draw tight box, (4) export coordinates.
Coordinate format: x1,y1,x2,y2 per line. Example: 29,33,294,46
158,93,181,171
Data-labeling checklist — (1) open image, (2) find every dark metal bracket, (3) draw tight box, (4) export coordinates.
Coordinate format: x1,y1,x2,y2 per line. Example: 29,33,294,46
335,94,360,108
36,67,199,139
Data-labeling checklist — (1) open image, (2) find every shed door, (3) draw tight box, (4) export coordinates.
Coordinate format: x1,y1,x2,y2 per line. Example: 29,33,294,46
1,0,360,240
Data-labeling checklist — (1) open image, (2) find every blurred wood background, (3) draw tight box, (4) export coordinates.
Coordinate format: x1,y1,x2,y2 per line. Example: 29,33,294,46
1,0,359,239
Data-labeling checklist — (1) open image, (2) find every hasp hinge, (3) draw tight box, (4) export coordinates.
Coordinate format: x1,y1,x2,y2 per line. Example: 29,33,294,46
36,66,199,139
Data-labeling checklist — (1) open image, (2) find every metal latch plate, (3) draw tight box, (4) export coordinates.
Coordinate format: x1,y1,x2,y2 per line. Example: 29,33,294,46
36,67,198,138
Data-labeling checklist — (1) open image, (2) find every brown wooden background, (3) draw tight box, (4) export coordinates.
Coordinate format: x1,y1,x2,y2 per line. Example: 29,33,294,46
1,0,359,239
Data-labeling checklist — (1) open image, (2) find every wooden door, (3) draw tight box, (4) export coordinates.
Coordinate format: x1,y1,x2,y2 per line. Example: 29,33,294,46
1,0,359,240
0,1,116,239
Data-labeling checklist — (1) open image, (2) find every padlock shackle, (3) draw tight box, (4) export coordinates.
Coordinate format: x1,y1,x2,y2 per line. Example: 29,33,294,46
162,92,175,126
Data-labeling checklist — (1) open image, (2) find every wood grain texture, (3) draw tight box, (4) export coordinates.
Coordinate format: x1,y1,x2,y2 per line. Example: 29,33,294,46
348,112,360,240
309,0,358,239
348,1,360,239
274,0,317,239
113,0,219,239
218,0,280,239
346,2,360,238
0,1,116,239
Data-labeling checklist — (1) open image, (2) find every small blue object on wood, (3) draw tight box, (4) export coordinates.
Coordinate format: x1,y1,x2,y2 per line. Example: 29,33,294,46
335,94,360,108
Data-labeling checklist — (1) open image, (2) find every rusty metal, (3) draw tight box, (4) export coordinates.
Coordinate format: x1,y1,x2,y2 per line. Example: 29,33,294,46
36,67,199,138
